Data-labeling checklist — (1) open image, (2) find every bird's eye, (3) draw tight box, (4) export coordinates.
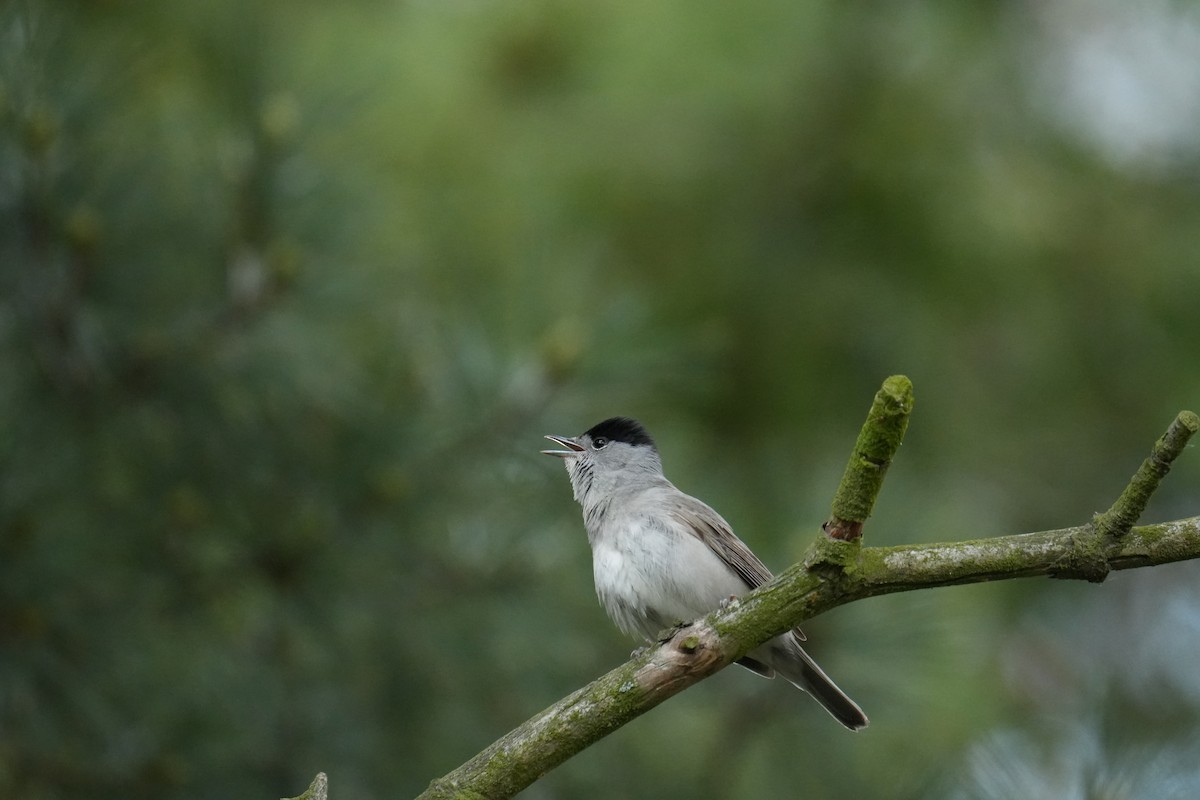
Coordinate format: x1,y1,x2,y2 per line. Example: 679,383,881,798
592,437,609,449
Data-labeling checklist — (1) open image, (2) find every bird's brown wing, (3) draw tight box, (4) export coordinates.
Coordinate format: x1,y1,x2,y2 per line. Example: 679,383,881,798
670,500,808,642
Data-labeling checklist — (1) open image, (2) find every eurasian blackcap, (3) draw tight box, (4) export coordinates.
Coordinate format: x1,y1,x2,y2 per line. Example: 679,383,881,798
543,416,868,730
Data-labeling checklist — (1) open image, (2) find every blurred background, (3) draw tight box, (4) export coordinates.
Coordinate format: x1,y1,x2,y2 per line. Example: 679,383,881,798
2,1,1199,798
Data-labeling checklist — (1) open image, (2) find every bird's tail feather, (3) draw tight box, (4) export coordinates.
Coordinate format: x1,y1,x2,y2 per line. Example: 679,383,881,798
768,636,868,731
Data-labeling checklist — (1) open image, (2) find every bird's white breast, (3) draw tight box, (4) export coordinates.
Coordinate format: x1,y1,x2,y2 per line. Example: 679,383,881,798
591,507,746,640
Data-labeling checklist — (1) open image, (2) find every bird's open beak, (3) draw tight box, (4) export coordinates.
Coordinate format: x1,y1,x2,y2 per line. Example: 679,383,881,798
541,434,585,457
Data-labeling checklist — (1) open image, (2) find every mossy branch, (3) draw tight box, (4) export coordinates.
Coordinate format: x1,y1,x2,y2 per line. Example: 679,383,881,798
417,387,1198,800
825,374,913,541
1094,410,1199,541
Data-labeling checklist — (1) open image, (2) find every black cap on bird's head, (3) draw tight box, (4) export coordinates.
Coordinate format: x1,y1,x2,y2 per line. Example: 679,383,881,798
541,416,656,458
583,417,655,449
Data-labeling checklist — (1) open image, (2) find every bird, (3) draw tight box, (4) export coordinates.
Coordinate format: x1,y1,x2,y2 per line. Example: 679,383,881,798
542,416,868,730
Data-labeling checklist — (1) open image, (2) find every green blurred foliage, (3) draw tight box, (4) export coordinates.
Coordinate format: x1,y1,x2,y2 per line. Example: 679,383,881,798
1,1,1198,798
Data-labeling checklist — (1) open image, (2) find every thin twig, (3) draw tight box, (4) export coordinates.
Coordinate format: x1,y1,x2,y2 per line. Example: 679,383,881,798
282,773,328,800
1093,410,1199,541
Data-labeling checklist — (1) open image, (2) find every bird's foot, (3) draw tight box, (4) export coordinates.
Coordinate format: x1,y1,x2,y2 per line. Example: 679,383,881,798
660,620,692,643
631,622,696,657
